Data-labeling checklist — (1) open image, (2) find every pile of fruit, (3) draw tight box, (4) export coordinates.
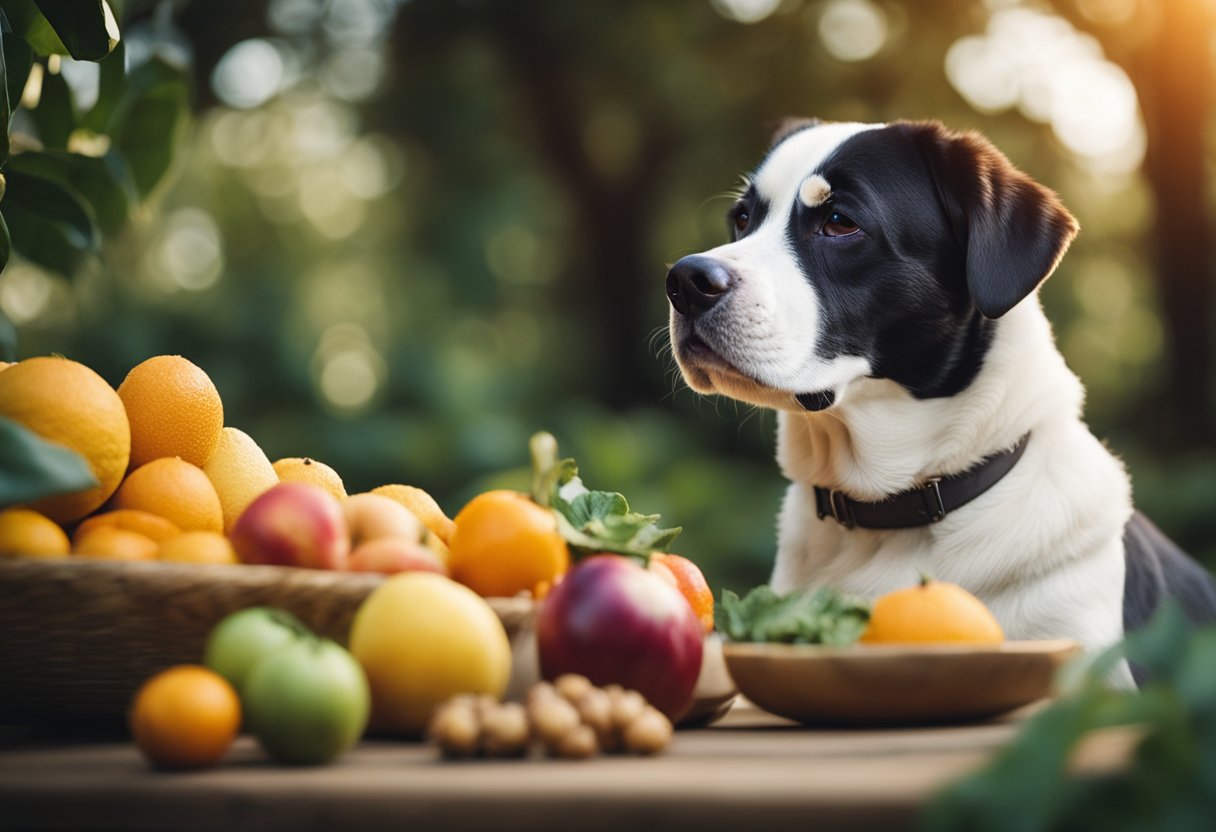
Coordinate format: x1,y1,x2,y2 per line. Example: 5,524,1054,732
0,353,721,768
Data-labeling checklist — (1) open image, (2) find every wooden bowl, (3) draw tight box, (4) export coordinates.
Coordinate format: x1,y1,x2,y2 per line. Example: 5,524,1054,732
723,639,1082,726
0,558,534,721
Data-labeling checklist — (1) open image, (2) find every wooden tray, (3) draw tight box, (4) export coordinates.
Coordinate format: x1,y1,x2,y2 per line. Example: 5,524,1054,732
0,558,534,721
723,639,1082,726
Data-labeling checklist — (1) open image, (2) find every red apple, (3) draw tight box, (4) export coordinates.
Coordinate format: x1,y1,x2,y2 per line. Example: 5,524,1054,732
536,554,704,721
231,483,350,569
347,537,447,576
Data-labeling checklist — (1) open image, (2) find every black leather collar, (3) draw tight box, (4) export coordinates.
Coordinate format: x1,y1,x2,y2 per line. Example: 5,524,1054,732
813,433,1030,530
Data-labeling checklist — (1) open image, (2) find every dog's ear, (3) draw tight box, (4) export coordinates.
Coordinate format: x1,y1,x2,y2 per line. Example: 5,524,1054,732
902,121,1079,319
769,117,822,149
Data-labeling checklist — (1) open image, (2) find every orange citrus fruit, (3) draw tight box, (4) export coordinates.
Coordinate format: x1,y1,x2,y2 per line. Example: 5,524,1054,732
0,360,13,371
371,484,456,544
860,577,1005,644
273,457,347,501
202,427,279,533
158,531,238,565
0,508,70,558
111,458,224,533
73,509,182,546
650,553,715,633
448,490,568,598
73,527,160,560
118,355,224,469
0,356,130,523
129,665,241,769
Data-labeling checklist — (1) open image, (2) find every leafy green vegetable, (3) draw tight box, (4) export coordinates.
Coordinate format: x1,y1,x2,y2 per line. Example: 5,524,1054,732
529,430,682,561
921,604,1216,832
717,584,872,646
0,414,97,506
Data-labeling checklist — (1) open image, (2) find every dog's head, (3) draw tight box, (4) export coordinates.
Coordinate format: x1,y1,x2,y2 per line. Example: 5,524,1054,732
666,119,1079,412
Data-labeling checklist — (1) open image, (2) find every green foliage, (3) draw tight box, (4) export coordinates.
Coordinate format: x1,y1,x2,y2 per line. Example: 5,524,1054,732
530,430,682,560
0,414,96,506
0,2,190,344
716,585,872,646
922,605,1216,831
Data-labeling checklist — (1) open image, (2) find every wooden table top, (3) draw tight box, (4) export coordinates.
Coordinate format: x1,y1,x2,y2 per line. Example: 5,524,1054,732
0,702,1037,832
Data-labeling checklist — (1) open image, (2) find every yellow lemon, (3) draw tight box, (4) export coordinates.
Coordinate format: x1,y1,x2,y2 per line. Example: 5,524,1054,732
202,427,279,533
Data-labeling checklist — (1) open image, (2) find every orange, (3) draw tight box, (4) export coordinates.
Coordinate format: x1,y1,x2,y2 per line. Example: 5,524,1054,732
650,553,715,634
371,484,456,544
0,360,12,371
448,490,568,598
0,508,70,558
111,458,224,533
118,355,224,469
860,577,1005,644
73,509,182,546
0,356,130,523
73,527,160,560
202,427,279,533
129,665,241,769
158,531,238,565
273,457,347,501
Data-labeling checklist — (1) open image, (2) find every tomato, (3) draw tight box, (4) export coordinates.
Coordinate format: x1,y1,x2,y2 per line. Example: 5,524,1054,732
448,490,569,597
203,607,309,692
243,637,370,765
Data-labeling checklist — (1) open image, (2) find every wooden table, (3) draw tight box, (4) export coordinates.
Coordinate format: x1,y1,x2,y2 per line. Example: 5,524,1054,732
0,703,1032,832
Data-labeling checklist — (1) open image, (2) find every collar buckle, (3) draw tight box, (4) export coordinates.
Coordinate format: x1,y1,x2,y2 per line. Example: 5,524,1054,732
922,477,946,523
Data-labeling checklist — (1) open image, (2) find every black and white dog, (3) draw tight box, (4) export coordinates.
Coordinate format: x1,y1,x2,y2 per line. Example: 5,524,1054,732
666,119,1216,685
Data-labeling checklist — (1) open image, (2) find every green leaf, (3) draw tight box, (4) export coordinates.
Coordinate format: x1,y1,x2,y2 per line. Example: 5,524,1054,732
2,166,98,273
0,205,10,271
8,149,135,233
32,0,117,61
28,64,73,149
106,56,189,197
2,31,32,121
0,414,98,507
1,0,68,57
529,430,683,559
716,584,872,645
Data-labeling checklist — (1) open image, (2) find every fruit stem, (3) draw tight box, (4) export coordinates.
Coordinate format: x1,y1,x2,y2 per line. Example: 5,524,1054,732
918,572,934,588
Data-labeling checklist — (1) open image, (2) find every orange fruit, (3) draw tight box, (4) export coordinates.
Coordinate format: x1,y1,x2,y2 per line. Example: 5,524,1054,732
649,553,714,634
448,490,569,598
118,355,224,469
111,458,224,533
371,484,456,544
860,577,1005,644
0,508,70,558
73,509,182,546
0,360,13,371
202,427,279,533
73,527,160,560
158,531,238,565
273,457,347,501
0,356,130,523
129,665,241,769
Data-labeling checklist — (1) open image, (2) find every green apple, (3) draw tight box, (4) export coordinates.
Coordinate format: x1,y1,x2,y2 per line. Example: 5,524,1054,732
244,636,370,765
204,607,310,692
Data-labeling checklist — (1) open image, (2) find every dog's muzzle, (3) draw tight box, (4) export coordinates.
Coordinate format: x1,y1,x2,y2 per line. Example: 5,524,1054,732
666,255,734,318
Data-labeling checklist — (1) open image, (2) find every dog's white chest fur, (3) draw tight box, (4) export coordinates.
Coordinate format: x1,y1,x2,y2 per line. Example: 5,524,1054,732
770,300,1133,666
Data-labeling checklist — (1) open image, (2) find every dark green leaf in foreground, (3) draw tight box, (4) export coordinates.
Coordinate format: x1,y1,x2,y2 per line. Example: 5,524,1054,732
717,585,872,646
32,0,117,61
2,0,68,57
8,148,136,234
28,64,74,149
2,166,98,273
0,415,97,507
2,33,33,128
107,57,189,197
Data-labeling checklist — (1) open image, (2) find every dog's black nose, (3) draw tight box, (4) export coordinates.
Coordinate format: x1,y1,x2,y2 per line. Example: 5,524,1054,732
666,255,734,318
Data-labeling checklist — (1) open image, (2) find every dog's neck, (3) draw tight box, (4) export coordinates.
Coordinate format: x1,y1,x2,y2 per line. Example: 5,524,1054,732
776,298,1084,501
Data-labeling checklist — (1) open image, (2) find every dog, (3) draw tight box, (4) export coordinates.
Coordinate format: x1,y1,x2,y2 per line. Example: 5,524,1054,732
665,119,1216,686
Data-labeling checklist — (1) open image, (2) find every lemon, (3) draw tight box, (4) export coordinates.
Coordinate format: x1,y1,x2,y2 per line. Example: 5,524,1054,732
348,573,511,736
272,457,346,501
203,427,279,534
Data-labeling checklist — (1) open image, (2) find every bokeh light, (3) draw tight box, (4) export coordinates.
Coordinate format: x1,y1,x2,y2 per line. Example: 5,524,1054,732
819,0,888,63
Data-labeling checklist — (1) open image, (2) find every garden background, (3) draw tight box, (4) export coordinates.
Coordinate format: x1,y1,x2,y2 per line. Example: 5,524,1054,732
4,0,1214,595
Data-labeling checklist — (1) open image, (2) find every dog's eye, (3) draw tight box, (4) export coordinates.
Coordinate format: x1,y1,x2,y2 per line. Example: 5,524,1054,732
822,211,860,237
733,210,750,234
